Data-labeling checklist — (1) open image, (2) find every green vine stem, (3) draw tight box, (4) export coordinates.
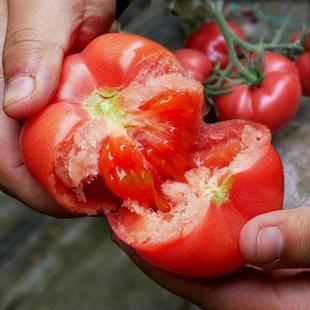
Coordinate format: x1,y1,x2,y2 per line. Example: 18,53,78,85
204,1,308,94
206,2,258,84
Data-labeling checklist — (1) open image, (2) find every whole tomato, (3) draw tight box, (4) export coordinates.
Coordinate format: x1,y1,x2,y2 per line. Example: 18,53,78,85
296,51,310,96
291,31,310,96
21,33,203,215
185,21,245,68
291,31,310,50
107,120,284,278
214,51,302,132
173,48,212,83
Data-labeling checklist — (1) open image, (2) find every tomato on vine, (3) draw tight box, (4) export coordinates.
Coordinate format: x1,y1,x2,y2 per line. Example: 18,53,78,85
202,2,303,132
174,48,212,83
291,31,310,97
185,21,245,68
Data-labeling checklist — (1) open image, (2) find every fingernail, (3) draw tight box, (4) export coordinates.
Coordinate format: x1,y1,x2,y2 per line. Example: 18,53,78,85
256,226,282,264
4,75,35,107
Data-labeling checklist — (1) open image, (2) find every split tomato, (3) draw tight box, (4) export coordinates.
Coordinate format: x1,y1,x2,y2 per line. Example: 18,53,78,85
185,21,245,68
21,33,203,215
214,52,302,132
107,120,284,277
21,34,284,278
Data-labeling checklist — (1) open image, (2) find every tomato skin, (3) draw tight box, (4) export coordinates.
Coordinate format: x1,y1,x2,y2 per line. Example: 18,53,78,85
107,120,284,278
185,21,245,68
173,48,212,83
296,51,310,97
215,52,302,132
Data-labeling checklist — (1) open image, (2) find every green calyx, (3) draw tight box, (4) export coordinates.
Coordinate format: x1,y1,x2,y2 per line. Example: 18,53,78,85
210,175,233,206
84,89,124,123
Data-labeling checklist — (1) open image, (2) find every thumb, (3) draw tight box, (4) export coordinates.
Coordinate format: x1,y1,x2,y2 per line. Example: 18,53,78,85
240,207,310,268
3,0,115,119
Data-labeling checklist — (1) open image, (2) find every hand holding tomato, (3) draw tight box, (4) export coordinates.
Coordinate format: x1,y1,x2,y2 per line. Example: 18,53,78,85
21,31,283,278
0,0,115,216
115,224,310,310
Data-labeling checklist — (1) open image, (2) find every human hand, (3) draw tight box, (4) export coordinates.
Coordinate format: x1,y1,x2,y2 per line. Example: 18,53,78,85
113,206,310,310
0,0,115,216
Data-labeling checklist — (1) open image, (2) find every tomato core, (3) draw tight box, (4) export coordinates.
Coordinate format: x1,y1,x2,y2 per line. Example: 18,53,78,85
84,89,124,123
211,175,233,205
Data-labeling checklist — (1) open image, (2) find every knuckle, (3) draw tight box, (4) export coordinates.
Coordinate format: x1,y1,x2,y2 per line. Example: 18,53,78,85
3,27,44,67
4,26,42,53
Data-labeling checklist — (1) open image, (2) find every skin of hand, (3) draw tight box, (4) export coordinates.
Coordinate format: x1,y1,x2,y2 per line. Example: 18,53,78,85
0,0,115,216
112,207,310,310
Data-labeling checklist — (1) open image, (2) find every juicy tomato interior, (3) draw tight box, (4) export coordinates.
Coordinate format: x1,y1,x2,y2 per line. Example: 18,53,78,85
100,135,156,204
83,177,116,202
190,139,241,171
99,91,197,212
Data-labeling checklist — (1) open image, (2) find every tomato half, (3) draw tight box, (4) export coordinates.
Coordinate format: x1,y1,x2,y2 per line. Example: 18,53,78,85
21,33,203,215
214,51,302,132
107,120,284,278
185,21,245,68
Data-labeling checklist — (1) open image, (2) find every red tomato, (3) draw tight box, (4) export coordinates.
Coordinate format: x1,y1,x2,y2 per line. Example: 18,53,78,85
173,48,212,83
291,32,310,96
185,21,245,68
21,33,203,215
214,51,302,132
291,31,310,50
296,51,310,97
107,120,284,278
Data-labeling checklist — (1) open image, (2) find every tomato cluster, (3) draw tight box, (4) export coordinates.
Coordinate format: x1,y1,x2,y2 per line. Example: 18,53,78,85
174,21,304,132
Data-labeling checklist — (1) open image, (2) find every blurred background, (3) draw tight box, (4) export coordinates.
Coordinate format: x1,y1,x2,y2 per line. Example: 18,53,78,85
0,1,309,309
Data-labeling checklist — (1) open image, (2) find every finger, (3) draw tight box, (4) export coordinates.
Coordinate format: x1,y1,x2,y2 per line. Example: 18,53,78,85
112,233,310,310
3,0,115,119
240,207,310,268
0,1,71,217
73,1,116,52
0,107,72,217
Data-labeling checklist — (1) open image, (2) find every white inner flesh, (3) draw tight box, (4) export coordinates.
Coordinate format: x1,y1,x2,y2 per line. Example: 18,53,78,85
115,125,268,245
